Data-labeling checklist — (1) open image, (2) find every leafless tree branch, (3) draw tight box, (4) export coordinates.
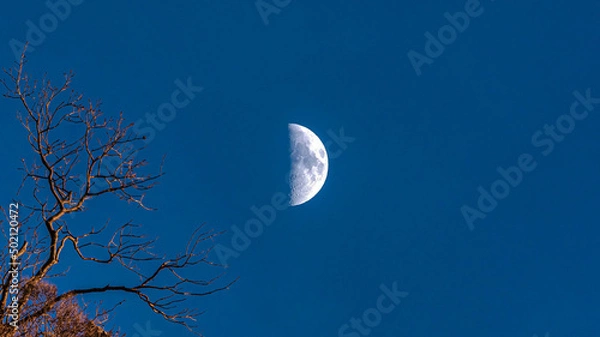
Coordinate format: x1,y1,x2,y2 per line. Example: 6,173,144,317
0,46,235,336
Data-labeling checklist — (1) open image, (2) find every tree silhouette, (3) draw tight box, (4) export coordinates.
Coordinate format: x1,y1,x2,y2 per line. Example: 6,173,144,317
0,47,235,336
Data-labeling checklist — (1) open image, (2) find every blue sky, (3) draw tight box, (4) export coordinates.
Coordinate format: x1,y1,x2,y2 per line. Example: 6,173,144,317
1,1,600,336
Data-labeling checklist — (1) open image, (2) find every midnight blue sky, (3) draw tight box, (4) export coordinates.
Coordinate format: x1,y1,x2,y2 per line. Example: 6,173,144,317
1,1,600,337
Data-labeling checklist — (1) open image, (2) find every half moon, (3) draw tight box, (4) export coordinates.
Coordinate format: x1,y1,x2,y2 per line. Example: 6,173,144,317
288,123,329,206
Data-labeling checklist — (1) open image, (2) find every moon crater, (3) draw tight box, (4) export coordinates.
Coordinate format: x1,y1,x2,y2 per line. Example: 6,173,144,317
288,123,329,206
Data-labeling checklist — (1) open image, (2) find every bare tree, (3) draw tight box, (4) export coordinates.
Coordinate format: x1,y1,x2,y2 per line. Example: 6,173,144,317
0,47,235,336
